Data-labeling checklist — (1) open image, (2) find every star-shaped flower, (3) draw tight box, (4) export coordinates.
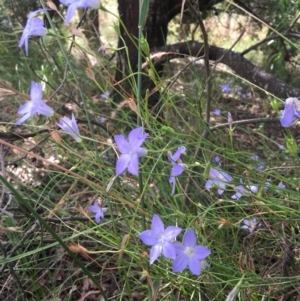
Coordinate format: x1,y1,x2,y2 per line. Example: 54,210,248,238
114,127,149,176
241,218,261,233
172,228,211,275
168,146,186,195
205,167,233,195
16,81,54,125
88,203,107,223
139,214,182,264
214,108,221,116
18,9,47,56
221,84,231,93
231,179,258,200
100,91,110,99
57,113,81,142
59,0,100,24
280,97,300,127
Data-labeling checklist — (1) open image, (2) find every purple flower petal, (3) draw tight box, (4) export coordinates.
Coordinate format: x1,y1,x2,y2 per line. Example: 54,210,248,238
173,253,188,273
281,103,296,127
152,215,164,233
204,179,213,190
163,226,182,241
174,243,185,254
114,135,131,154
170,164,185,178
162,241,177,259
139,230,159,246
136,147,147,158
169,146,186,162
127,153,139,176
183,228,197,247
65,3,77,24
116,154,131,176
193,245,211,260
128,127,149,150
150,245,163,264
60,0,99,24
188,257,201,275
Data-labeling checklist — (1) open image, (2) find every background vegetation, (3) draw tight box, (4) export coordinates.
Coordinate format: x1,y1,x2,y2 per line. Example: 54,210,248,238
1,0,300,300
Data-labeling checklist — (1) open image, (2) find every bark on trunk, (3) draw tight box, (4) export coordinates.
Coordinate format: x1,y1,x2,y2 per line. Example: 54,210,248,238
115,0,177,110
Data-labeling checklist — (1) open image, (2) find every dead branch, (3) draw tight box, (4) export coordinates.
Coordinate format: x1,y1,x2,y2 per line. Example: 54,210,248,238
149,41,300,99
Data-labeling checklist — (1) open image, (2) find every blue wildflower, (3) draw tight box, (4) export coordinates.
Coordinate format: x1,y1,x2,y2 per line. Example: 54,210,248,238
60,0,100,24
231,179,258,200
280,97,300,127
168,146,186,195
172,228,211,275
18,9,47,55
114,127,148,176
205,167,233,195
241,218,261,233
139,215,182,264
57,113,81,142
221,84,231,93
214,108,221,116
16,81,53,125
88,203,107,223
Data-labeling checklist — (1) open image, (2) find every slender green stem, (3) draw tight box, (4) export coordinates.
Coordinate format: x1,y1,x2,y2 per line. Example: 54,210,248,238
41,1,99,160
138,0,149,228
0,175,109,301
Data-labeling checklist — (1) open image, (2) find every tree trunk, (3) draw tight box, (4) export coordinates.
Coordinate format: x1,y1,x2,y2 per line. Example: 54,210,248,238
114,0,259,112
115,0,179,112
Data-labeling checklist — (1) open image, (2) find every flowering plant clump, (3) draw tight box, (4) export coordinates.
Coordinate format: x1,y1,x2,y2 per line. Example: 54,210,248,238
16,81,54,125
88,203,107,223
168,146,186,195
57,113,81,142
139,216,210,275
139,215,182,264
114,127,149,176
18,9,47,55
59,0,100,24
14,2,300,294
